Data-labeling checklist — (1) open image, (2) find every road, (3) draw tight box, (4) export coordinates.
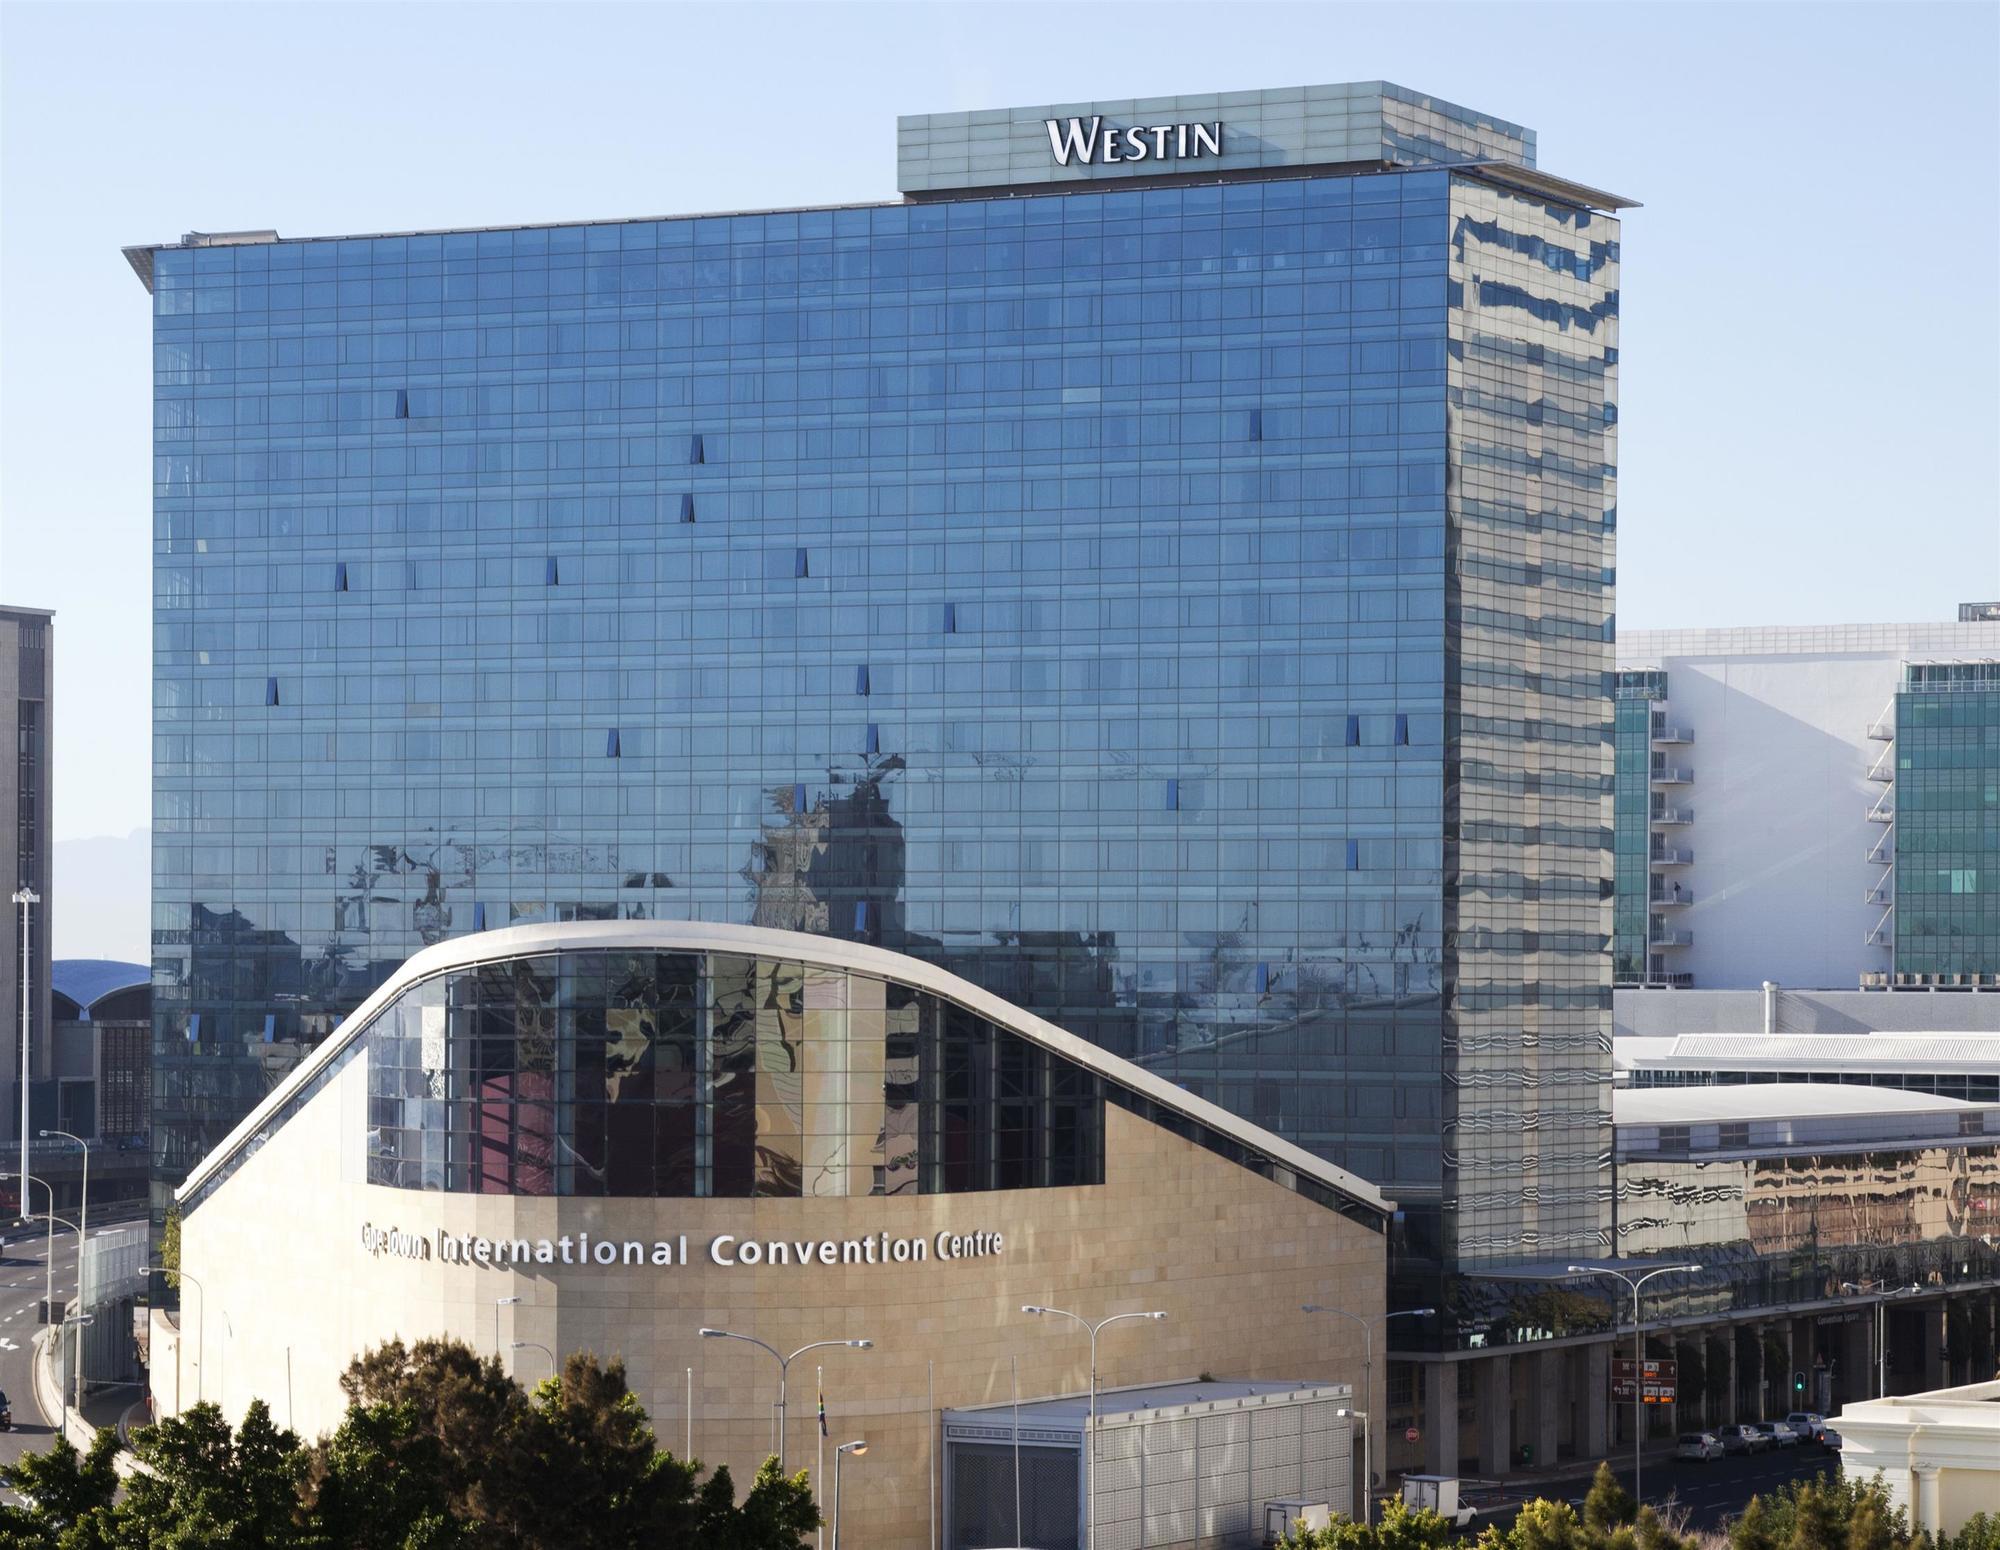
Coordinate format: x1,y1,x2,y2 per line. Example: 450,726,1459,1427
0,1220,129,1500
1505,1443,1846,1535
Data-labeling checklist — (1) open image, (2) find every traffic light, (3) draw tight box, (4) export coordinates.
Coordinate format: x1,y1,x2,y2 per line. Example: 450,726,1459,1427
1793,1370,1806,1395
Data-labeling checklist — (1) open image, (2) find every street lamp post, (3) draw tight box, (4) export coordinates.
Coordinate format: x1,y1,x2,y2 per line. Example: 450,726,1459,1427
57,1312,94,1444
11,1173,67,1331
1565,1263,1701,1505
494,1295,522,1359
145,1264,204,1408
12,888,37,1215
511,1340,556,1382
1302,1303,1435,1525
1841,1281,1922,1396
831,1439,867,1550
1021,1305,1168,1550
40,1130,88,1333
698,1328,873,1474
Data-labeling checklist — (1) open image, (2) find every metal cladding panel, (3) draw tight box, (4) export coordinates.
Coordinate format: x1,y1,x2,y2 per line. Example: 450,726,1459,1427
898,81,1535,194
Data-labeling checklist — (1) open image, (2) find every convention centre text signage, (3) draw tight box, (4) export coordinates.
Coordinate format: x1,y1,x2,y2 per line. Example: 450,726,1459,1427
1045,116,1223,167
360,1221,1005,1271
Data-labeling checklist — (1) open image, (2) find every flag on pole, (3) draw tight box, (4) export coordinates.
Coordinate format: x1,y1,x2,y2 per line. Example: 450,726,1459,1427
818,1382,828,1437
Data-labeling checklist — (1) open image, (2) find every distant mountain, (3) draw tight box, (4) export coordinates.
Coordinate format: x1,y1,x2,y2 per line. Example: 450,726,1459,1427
53,828,149,965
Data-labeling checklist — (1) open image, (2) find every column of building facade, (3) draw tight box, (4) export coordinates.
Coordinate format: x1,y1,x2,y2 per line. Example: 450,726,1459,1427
1920,1299,1947,1391
1710,1327,1737,1427
1839,1310,1874,1405
1476,1355,1512,1476
1527,1349,1560,1468
1582,1341,1610,1460
1739,1324,1764,1419
1424,1362,1455,1477
1790,1314,1816,1412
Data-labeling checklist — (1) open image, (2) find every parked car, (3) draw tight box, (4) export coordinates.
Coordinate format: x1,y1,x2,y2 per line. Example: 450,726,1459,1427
1676,1432,1724,1462
1785,1411,1828,1444
1820,1427,1842,1451
1716,1424,1770,1454
1761,1421,1803,1448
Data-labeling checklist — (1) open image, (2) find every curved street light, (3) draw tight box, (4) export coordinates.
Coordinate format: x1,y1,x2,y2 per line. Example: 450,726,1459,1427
1021,1305,1167,1550
510,1340,556,1382
831,1439,867,1550
1566,1263,1701,1504
1302,1303,1435,1524
144,1264,204,1407
39,1131,88,1318
1840,1280,1924,1395
698,1328,873,1473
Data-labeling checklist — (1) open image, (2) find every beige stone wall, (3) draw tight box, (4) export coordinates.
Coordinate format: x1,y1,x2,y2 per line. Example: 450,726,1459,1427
175,1058,1383,1547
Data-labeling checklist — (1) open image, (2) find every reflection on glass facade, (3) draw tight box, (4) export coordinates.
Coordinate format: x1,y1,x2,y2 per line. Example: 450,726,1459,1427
359,949,1101,1198
1612,1134,2000,1320
146,135,1618,1303
1894,665,2000,981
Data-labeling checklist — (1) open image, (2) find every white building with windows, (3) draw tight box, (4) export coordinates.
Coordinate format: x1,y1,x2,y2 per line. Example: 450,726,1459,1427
1616,615,2000,991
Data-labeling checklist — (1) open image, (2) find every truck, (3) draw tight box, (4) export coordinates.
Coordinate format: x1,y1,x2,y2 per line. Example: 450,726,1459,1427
1401,1476,1517,1529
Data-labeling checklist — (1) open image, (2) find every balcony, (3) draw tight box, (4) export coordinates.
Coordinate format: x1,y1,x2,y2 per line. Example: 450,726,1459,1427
1865,881,1893,906
1867,796,1895,823
1650,763,1694,785
1649,929,1693,948
1650,844,1693,866
1649,805,1694,826
1866,747,1895,783
1650,723,1693,746
1650,883,1694,908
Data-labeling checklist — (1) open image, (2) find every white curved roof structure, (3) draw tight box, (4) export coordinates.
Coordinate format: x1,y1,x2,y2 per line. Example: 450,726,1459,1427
177,920,1392,1217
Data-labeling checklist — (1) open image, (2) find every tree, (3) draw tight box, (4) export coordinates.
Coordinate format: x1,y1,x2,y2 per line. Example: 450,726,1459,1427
114,1400,310,1549
0,1429,120,1546
156,1211,181,1292
1581,1463,1634,1537
0,1336,817,1549
691,1459,819,1550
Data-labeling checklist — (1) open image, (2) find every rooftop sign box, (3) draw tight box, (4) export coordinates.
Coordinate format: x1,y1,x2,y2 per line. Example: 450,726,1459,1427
899,81,1538,198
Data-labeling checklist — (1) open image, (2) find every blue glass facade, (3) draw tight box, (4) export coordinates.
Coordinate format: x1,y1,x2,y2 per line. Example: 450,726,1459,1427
146,144,1618,1310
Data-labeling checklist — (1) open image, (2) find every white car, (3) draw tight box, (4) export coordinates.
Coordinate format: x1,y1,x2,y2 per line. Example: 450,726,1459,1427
1820,1427,1842,1451
1785,1411,1827,1444
1676,1432,1724,1461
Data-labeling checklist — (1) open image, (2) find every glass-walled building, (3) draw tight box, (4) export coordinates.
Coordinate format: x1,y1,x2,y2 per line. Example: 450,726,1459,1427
130,82,1626,1319
1894,662,2000,984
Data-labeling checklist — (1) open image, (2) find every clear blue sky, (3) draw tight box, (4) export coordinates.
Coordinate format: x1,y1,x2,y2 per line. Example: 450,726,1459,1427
2,0,1996,847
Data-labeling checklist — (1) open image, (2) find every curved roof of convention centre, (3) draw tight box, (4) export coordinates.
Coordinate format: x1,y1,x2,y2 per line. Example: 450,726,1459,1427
51,959,150,1019
177,920,1393,1218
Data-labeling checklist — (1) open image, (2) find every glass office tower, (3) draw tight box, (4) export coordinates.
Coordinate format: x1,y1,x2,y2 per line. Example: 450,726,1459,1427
135,82,1624,1309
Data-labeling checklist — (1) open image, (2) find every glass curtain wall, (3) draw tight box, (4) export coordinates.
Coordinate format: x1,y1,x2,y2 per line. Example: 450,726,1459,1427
1895,666,2000,980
